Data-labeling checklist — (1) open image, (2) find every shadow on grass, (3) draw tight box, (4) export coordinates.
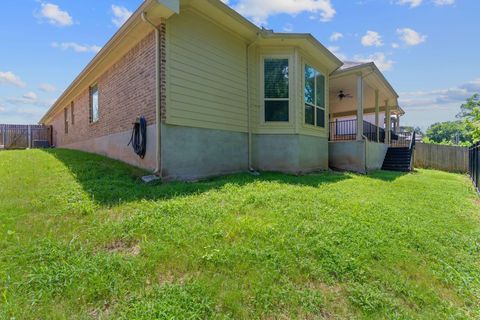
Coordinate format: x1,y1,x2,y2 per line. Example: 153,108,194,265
43,149,354,206
367,170,409,182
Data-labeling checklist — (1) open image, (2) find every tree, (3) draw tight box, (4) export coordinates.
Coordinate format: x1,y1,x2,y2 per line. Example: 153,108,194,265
457,94,480,143
400,126,424,135
424,121,471,146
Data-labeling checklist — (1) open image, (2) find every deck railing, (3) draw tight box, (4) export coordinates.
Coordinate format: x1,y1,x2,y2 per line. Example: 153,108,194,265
390,131,415,148
329,119,385,143
329,119,357,141
469,142,480,194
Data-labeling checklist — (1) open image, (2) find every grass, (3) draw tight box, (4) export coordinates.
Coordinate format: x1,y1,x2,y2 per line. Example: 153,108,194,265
0,149,479,319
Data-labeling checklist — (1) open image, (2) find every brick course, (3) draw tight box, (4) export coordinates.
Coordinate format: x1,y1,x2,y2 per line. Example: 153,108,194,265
49,30,159,147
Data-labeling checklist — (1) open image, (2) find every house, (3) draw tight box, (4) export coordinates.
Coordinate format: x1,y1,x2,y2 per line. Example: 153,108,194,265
39,0,407,180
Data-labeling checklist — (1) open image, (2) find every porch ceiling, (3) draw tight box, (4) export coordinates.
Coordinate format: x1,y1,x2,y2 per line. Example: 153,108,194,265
329,62,403,117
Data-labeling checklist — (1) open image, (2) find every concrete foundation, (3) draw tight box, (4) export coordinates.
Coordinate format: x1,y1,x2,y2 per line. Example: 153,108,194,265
329,140,366,173
62,124,157,171
366,141,388,171
161,124,248,180
329,140,388,173
253,134,328,173
60,123,386,179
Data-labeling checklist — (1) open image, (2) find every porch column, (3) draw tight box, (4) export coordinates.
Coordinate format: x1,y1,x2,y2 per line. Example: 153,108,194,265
375,90,379,143
385,100,391,144
356,73,364,141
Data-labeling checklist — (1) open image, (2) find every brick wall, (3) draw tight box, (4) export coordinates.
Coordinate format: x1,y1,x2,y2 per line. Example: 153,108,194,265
49,30,160,147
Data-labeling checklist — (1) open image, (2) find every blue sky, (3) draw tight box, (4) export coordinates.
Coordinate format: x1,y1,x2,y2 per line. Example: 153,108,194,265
0,0,479,130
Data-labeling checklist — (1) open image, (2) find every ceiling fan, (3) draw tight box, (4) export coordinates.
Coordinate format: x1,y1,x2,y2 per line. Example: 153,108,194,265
338,90,353,101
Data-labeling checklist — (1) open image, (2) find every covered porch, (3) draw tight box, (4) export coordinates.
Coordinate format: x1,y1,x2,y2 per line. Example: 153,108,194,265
328,62,405,173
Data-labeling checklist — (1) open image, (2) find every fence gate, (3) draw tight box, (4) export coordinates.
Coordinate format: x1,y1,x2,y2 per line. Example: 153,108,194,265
0,124,52,150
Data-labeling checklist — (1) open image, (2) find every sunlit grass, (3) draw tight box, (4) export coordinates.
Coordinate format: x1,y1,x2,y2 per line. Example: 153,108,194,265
0,149,479,319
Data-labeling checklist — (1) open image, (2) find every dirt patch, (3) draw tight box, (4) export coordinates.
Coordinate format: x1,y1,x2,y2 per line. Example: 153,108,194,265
303,281,355,319
306,281,343,295
473,197,480,207
88,301,113,319
155,270,200,286
103,239,140,256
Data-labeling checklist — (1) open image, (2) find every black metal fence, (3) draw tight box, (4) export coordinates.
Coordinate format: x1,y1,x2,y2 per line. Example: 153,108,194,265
0,124,52,149
469,142,480,194
329,119,385,143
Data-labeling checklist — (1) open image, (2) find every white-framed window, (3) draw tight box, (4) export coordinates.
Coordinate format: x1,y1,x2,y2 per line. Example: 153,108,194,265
263,57,290,122
71,101,74,125
304,64,326,128
64,107,68,134
90,85,99,123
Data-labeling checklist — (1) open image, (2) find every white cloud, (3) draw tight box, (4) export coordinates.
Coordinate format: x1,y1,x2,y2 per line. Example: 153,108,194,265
0,71,26,88
232,0,336,25
6,92,54,108
327,46,347,61
111,5,132,28
396,0,423,8
38,3,73,26
283,23,294,32
361,30,383,47
433,0,455,6
15,107,47,116
330,32,343,42
400,78,480,108
23,92,38,101
52,42,102,53
353,52,395,71
397,28,427,46
396,0,454,8
392,43,400,49
39,83,56,93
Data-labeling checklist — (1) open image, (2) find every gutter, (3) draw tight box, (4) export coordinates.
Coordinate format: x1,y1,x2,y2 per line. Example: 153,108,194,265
141,11,163,176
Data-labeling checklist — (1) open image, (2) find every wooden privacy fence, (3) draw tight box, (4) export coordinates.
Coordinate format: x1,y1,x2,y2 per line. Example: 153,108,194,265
0,124,52,149
414,143,468,173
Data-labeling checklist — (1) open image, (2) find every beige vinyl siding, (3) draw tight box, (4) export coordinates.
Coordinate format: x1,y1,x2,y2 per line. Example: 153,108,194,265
166,9,248,132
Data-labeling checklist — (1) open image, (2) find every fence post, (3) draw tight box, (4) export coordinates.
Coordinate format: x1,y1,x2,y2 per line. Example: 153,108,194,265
475,142,480,191
28,125,31,149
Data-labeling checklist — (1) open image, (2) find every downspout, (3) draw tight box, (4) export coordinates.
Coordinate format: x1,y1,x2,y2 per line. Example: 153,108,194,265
141,11,163,176
246,33,261,172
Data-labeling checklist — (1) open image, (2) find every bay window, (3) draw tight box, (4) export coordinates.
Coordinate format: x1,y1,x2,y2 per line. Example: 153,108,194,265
304,65,326,128
264,58,289,122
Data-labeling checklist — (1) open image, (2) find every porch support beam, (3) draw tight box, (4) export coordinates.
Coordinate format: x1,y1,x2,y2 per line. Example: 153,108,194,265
331,107,388,118
385,100,391,144
375,89,379,143
356,73,364,141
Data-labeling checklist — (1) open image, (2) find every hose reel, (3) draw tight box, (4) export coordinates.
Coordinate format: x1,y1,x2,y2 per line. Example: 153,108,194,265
128,116,147,159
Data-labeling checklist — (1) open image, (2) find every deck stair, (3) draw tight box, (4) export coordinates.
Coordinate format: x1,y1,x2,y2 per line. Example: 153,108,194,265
382,147,413,172
382,131,416,172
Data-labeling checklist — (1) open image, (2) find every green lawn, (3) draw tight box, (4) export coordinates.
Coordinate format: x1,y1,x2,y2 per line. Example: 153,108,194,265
0,149,479,319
